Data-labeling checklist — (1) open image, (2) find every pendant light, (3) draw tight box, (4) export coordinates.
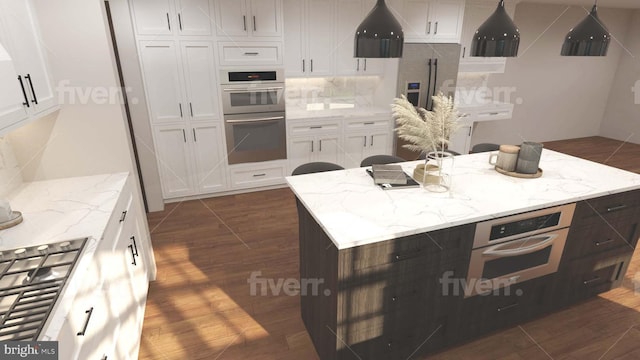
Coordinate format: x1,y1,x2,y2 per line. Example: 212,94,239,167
471,0,520,57
354,0,404,58
561,2,610,56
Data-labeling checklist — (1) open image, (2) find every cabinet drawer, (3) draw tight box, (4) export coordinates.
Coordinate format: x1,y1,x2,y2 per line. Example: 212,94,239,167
339,225,475,275
218,42,282,66
230,164,286,188
288,120,341,135
345,117,391,130
475,107,513,121
564,213,640,260
572,190,640,227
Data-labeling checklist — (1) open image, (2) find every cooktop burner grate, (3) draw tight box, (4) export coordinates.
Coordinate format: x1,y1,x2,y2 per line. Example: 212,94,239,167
0,238,87,341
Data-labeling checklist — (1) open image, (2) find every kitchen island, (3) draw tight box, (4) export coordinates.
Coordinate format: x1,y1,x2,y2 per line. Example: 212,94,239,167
286,150,640,359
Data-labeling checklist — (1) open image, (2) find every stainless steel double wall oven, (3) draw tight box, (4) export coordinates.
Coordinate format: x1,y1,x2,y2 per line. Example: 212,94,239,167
220,69,286,165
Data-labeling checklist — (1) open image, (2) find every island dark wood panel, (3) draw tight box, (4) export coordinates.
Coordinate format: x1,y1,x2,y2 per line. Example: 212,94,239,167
297,188,640,359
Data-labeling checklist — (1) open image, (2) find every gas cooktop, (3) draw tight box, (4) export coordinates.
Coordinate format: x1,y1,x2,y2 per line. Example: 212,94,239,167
0,238,86,341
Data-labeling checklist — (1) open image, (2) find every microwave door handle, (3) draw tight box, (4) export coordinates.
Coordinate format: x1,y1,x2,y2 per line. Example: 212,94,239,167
482,234,558,257
226,116,284,124
222,87,284,92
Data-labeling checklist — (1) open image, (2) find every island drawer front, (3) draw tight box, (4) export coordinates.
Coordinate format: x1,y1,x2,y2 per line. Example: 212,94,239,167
572,190,640,227
564,213,640,260
229,164,286,189
339,225,475,275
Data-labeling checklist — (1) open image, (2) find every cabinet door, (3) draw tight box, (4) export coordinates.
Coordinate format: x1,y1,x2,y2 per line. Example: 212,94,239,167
283,0,305,76
76,289,117,360
335,0,362,76
153,125,195,198
344,133,369,169
306,0,335,76
176,0,213,35
139,41,185,125
288,137,314,173
0,0,56,114
130,0,174,35
0,49,29,131
180,41,220,122
368,131,391,157
315,135,340,164
191,123,228,193
249,0,282,37
448,124,471,154
400,0,430,42
216,0,249,37
429,0,464,43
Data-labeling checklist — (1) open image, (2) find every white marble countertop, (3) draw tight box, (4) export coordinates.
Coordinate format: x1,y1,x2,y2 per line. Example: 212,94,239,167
286,150,640,250
286,105,391,120
0,173,129,340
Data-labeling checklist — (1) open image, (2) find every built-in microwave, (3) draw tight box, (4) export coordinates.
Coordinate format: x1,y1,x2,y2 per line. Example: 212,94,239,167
220,69,285,115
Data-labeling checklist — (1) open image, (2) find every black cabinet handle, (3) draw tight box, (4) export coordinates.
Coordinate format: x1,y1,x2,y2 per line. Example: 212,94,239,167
607,204,627,212
595,238,615,246
309,126,322,129
25,74,38,104
244,52,259,56
311,59,314,72
166,13,171,30
319,140,322,152
583,276,601,285
311,140,314,153
363,122,374,125
434,21,439,35
370,136,374,147
253,16,257,31
356,58,360,71
363,136,366,148
129,244,137,266
243,15,247,31
253,173,266,177
17,76,30,107
427,21,431,34
178,13,182,31
77,307,94,336
393,249,422,262
131,236,139,257
182,129,186,143
497,303,518,312
189,102,193,117
193,128,197,142
302,59,305,72
119,210,127,222
179,103,183,117
462,46,466,58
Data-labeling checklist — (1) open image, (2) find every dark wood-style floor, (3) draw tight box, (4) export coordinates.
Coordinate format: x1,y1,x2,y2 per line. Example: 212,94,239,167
140,136,640,360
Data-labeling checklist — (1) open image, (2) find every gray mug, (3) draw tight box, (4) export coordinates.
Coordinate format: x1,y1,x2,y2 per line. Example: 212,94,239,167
516,142,543,174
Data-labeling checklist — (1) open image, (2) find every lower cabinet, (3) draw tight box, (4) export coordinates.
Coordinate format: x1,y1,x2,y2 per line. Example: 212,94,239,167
153,121,228,198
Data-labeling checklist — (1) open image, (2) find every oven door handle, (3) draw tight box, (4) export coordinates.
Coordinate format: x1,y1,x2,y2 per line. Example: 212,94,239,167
222,87,284,93
226,116,284,124
482,234,557,257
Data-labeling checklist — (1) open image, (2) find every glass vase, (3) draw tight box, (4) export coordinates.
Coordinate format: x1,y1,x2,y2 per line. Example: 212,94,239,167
423,151,454,192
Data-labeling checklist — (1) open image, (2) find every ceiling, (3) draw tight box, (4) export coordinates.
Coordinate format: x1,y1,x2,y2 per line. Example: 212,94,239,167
521,0,640,8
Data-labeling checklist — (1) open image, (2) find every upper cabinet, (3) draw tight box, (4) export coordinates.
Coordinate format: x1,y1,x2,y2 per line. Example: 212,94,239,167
215,0,283,39
131,0,213,36
335,0,383,76
283,0,335,77
0,0,57,134
458,0,515,73
389,0,465,43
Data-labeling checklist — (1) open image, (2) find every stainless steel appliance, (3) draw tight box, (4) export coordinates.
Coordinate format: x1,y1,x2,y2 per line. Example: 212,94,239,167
465,203,576,297
0,238,87,341
220,69,287,164
395,43,461,160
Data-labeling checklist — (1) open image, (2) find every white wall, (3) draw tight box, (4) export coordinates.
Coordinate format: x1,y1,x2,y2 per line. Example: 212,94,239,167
471,3,632,146
600,10,640,144
8,0,136,182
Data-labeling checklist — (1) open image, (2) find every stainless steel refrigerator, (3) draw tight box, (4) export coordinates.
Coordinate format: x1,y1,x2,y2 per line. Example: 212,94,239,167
394,43,461,160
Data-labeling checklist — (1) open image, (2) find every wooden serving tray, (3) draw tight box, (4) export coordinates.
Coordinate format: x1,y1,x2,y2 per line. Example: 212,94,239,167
0,211,23,230
495,167,543,178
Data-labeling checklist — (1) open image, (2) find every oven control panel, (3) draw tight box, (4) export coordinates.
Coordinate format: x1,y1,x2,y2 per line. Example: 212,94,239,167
490,212,561,241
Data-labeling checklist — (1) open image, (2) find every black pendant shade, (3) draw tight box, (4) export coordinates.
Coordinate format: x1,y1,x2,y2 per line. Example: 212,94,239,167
561,5,610,56
471,0,520,57
354,0,404,58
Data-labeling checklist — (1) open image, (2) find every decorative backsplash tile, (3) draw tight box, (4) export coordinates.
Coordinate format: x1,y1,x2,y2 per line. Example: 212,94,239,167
0,137,23,198
285,76,381,108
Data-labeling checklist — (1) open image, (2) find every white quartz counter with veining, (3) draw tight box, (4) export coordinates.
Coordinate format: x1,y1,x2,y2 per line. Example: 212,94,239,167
0,172,129,340
286,150,640,250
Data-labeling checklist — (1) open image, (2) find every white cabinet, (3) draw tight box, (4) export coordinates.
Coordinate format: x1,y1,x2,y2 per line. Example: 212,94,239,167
448,122,472,154
458,0,515,73
0,0,57,134
138,40,220,125
343,117,393,168
130,0,213,36
215,0,282,38
390,0,465,43
287,117,342,172
283,0,335,77
154,122,227,198
335,0,383,76
449,103,514,153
